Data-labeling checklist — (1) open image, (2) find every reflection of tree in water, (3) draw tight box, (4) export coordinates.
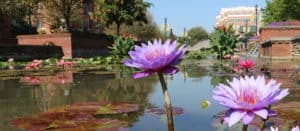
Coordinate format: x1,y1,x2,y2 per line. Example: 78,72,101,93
0,79,43,131
71,72,156,102
0,69,158,130
179,63,209,83
210,76,232,87
70,71,158,125
205,62,233,87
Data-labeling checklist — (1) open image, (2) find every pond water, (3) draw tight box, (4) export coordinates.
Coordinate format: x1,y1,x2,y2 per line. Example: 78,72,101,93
1,59,300,131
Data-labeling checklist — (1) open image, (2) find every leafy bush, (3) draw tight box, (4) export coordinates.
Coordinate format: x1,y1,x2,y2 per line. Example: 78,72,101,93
186,50,210,60
209,25,239,59
109,36,135,59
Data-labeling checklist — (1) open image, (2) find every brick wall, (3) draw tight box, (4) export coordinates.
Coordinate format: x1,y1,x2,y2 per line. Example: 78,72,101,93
259,27,300,42
17,33,72,58
17,33,113,58
260,41,292,58
259,27,300,59
72,37,112,58
271,41,292,57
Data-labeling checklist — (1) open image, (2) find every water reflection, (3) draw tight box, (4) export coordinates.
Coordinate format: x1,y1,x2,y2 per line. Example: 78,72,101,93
0,59,300,130
0,70,158,130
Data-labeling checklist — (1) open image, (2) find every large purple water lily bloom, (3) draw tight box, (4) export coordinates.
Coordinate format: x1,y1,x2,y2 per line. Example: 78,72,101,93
123,39,186,79
212,76,289,127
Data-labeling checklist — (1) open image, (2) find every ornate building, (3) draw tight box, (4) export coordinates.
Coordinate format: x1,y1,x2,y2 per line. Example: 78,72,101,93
216,6,263,35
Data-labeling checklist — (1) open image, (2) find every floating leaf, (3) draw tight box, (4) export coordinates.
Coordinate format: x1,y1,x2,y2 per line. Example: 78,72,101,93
10,102,137,130
66,102,139,115
146,106,184,116
10,117,51,131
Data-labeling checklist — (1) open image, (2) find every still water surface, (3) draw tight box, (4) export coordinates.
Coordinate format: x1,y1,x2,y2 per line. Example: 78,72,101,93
1,59,300,131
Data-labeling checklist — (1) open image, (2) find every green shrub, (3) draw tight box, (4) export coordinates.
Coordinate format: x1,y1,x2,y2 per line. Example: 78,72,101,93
109,36,135,59
186,50,210,60
209,25,239,59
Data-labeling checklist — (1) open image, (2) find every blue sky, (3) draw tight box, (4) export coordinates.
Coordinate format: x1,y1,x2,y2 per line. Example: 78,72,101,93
146,0,266,36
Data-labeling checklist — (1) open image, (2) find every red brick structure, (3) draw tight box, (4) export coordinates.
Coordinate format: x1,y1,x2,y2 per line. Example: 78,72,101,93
17,33,72,58
259,26,300,59
259,26,300,42
17,33,112,58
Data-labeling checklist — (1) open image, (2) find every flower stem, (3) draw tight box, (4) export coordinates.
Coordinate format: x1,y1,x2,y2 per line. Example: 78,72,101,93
242,124,248,131
260,119,266,130
260,106,271,130
158,73,174,131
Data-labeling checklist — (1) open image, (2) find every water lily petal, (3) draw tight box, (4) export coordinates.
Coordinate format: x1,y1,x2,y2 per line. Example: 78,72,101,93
225,110,246,127
162,66,178,75
242,112,254,125
123,60,143,68
270,88,289,104
132,70,155,79
254,109,268,119
267,109,278,117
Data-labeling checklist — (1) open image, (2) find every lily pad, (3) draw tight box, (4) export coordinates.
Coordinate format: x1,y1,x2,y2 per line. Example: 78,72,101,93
10,102,138,130
10,117,51,131
11,116,128,131
146,106,184,116
67,102,140,115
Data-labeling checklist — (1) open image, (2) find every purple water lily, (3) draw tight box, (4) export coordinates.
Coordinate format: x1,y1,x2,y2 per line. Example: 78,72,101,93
212,76,289,127
123,39,186,79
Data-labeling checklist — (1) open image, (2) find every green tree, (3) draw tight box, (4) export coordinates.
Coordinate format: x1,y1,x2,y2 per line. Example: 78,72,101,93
263,0,300,24
0,0,40,35
209,26,239,59
95,0,152,35
187,26,209,46
43,0,82,30
104,13,161,41
0,0,39,24
109,35,135,59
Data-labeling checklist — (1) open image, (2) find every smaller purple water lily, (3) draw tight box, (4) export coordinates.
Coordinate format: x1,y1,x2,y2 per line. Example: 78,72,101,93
123,39,186,79
212,76,289,127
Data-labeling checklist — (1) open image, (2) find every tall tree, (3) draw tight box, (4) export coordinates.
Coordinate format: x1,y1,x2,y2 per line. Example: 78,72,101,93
105,13,161,41
0,0,40,36
44,0,82,30
263,0,300,24
187,26,209,46
95,0,152,35
0,0,39,21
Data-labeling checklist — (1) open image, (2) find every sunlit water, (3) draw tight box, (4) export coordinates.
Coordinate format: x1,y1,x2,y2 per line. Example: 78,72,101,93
1,59,300,131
